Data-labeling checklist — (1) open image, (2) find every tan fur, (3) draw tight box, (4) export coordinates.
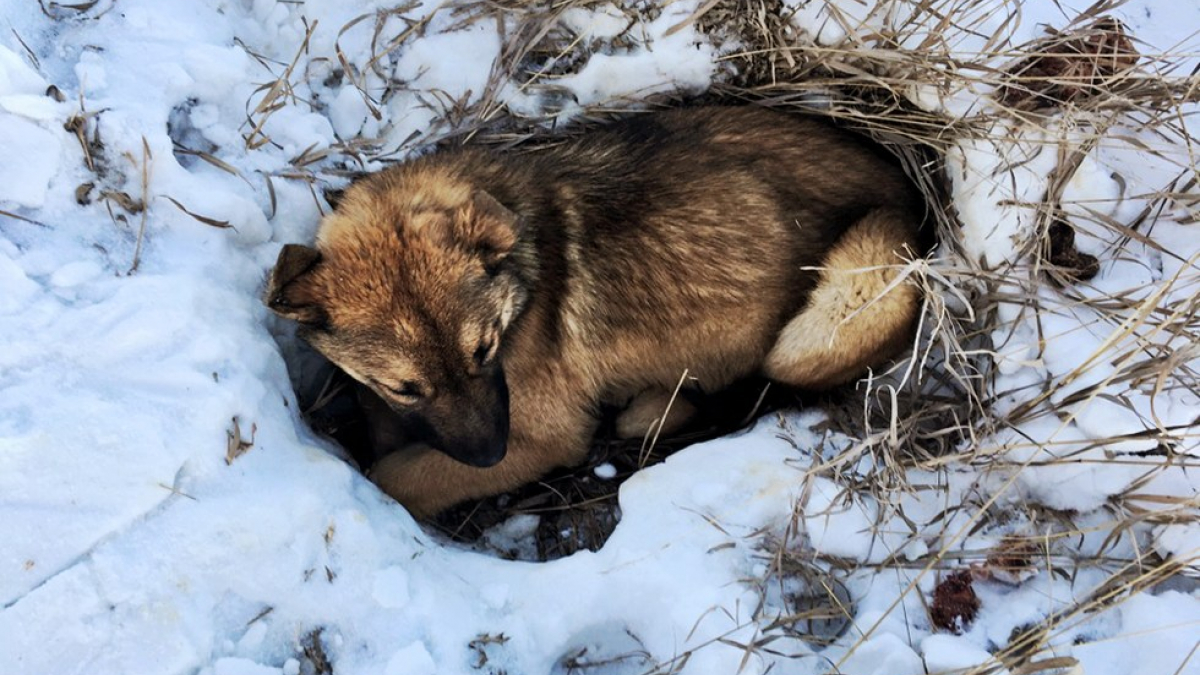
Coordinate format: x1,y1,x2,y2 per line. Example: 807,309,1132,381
265,107,925,518
764,209,920,387
614,387,699,440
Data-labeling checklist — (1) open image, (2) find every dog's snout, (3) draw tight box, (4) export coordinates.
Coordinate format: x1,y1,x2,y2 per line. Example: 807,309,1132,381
433,364,510,468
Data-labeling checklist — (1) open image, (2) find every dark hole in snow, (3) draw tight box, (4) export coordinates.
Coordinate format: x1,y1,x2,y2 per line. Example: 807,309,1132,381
1045,219,1101,285
282,336,818,561
769,570,853,647
267,97,939,562
756,540,855,649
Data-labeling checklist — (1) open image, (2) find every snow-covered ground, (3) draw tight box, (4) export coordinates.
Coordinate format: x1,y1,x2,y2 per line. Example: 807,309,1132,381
1,1,1197,674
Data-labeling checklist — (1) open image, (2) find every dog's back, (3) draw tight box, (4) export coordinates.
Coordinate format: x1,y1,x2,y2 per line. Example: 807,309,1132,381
269,106,925,516
463,107,923,398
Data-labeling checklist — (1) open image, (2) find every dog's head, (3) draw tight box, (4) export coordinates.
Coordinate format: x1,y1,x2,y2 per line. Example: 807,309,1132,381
265,176,528,468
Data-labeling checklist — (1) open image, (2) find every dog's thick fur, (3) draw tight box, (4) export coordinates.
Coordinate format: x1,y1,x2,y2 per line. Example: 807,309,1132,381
267,106,923,518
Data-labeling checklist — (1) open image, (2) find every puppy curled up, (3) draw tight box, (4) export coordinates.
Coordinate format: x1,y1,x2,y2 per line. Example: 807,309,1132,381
266,106,924,518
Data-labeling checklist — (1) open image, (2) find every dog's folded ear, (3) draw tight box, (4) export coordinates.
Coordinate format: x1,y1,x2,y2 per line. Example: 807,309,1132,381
459,190,520,267
265,243,328,327
408,190,520,267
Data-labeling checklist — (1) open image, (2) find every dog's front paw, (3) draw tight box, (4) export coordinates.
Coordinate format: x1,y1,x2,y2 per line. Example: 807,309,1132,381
367,444,450,519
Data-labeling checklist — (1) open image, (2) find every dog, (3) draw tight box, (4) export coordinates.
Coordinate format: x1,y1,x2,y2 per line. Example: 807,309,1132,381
265,106,924,518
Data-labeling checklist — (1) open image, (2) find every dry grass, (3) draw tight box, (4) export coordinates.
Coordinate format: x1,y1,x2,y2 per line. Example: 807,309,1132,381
273,0,1198,671
706,3,1200,671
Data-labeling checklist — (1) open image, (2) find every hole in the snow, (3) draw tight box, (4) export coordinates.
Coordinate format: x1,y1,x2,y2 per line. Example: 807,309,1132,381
282,336,804,562
268,99,946,563
755,543,855,649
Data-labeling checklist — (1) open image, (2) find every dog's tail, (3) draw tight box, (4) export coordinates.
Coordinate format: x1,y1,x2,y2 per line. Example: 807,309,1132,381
764,207,921,389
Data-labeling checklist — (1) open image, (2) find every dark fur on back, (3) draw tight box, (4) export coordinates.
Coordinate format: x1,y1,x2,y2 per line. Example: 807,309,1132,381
267,106,925,517
410,108,921,349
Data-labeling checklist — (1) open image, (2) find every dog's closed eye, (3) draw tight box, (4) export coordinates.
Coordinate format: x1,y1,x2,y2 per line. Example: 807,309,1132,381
379,380,425,404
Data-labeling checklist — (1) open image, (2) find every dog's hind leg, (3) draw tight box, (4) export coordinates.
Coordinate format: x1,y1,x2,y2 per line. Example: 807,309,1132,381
614,388,697,440
764,208,920,389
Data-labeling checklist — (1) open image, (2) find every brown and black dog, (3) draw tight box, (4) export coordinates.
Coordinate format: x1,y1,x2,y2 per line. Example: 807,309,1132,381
266,106,924,518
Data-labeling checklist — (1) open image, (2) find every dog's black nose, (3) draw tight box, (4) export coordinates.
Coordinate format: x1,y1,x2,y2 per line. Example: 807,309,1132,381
438,363,510,468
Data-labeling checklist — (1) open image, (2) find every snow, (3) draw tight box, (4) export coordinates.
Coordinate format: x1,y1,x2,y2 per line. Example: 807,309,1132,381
1,0,1197,674
947,124,1059,268
561,4,632,41
919,634,995,673
784,0,883,47
508,1,718,116
1074,591,1200,675
0,115,58,208
384,642,436,675
213,658,284,675
801,477,906,563
371,566,412,609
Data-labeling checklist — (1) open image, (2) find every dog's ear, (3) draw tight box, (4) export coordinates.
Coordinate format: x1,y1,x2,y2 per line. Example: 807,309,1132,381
408,191,519,266
458,191,519,267
265,244,327,327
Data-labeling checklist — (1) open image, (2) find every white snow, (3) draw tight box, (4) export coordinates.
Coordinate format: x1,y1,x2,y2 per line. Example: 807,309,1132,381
1,0,1197,674
514,0,718,116
593,462,617,479
371,566,412,610
0,115,58,208
920,634,997,673
384,642,436,675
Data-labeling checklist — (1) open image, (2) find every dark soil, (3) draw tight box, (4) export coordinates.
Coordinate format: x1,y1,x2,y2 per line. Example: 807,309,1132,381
930,570,981,633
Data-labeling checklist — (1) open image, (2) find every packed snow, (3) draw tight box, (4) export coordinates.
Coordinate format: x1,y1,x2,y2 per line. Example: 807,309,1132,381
1,1,1197,674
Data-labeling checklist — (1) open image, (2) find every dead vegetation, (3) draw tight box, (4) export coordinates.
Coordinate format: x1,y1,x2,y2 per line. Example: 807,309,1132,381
268,0,1198,671
226,416,257,465
300,627,334,675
